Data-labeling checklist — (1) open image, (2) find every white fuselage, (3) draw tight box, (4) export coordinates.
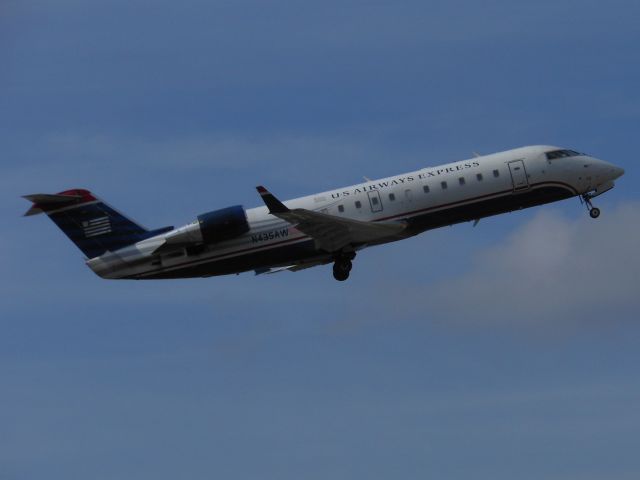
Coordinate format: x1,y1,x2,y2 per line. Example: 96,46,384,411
86,145,624,279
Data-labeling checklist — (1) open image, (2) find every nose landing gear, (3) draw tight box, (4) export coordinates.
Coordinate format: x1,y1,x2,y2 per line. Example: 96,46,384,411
582,193,601,219
332,252,355,281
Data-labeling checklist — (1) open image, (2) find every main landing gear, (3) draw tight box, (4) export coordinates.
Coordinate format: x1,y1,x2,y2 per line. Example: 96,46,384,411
332,252,356,281
582,193,601,219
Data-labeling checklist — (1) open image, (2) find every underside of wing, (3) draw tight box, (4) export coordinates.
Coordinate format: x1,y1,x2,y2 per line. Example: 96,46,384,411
254,259,332,275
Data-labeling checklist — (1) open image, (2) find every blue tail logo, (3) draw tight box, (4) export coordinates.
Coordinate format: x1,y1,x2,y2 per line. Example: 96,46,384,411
23,189,172,259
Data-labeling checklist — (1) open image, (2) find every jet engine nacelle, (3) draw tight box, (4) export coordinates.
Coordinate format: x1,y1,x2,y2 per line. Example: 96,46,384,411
197,205,250,243
161,205,250,249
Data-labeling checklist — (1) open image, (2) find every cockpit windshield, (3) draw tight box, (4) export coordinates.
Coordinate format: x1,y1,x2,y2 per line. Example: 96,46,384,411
545,149,583,160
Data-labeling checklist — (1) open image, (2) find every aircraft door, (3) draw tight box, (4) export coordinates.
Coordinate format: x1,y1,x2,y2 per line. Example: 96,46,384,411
367,190,383,212
508,160,530,191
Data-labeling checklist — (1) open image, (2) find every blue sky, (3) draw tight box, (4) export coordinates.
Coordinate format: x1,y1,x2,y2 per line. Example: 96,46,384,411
2,1,640,479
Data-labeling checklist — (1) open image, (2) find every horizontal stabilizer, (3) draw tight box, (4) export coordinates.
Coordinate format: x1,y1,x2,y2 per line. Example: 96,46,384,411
22,193,83,216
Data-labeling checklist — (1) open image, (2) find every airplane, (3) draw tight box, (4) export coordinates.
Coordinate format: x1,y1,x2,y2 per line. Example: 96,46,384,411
23,145,624,281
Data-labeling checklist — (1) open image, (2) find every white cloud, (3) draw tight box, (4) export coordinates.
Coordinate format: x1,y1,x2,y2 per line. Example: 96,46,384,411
390,201,640,327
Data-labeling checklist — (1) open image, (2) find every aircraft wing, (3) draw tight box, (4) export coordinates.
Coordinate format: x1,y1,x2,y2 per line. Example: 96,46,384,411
256,186,407,253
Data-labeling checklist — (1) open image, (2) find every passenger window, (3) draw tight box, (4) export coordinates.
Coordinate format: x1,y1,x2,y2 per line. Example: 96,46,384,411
459,177,465,186
371,197,379,205
338,205,344,213
477,173,483,181
389,193,396,201
423,185,430,193
441,181,448,190
493,169,500,178
355,201,362,209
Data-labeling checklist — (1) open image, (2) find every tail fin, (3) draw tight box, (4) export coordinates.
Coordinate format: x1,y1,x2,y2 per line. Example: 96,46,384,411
23,189,172,259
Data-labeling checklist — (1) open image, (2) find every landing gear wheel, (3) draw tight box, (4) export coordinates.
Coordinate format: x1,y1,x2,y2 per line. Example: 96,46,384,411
333,268,349,281
582,194,601,220
332,259,352,281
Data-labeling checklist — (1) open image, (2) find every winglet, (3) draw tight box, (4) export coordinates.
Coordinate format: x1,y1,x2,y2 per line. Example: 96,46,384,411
256,186,289,214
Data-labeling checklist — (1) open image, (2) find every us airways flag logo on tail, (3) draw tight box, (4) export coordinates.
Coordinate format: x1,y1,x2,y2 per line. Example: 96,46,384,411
82,216,111,237
22,188,174,259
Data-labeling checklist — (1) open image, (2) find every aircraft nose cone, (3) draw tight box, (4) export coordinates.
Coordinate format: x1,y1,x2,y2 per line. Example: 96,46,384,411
609,165,624,180
601,161,625,181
